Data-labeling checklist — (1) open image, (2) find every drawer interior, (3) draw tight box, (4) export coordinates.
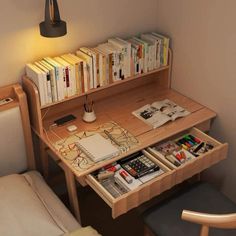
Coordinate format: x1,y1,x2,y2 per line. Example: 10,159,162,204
147,127,228,183
85,150,174,218
85,128,228,218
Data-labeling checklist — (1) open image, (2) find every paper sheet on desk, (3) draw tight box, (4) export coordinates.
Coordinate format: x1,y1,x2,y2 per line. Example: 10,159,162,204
52,121,139,173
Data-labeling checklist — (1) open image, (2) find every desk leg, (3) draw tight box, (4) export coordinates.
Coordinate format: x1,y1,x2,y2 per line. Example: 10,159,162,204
39,141,49,179
63,164,81,224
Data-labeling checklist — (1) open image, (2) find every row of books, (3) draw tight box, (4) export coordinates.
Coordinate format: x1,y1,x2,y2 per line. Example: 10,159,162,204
25,32,170,106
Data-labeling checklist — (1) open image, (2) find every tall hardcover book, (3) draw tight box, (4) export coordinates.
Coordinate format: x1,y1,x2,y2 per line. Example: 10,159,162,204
141,34,161,69
34,62,53,104
110,37,132,78
132,37,149,73
89,48,102,87
25,63,47,106
54,57,68,98
137,36,155,71
127,38,144,75
91,48,106,87
152,32,170,66
93,47,109,86
55,57,77,97
98,43,121,82
96,45,114,84
66,53,89,93
61,54,84,94
43,57,64,101
76,50,94,89
108,38,126,79
79,47,99,88
38,60,58,102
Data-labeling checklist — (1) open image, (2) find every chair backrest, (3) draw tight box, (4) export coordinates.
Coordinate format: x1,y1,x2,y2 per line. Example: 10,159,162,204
0,84,35,176
182,210,236,236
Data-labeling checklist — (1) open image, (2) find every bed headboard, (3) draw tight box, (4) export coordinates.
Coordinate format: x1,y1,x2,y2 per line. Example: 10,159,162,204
0,84,35,176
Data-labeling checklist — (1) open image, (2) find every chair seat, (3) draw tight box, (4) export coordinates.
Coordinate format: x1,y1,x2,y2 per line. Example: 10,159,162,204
142,182,236,236
0,171,80,236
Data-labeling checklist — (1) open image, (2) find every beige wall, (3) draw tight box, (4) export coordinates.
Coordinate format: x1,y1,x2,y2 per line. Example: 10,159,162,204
156,0,236,200
0,0,158,87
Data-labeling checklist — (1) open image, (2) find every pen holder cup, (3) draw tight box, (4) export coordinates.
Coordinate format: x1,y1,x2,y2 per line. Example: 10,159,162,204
83,110,96,123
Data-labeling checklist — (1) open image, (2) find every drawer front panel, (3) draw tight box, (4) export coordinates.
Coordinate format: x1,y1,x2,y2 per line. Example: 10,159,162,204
147,127,228,185
85,151,174,218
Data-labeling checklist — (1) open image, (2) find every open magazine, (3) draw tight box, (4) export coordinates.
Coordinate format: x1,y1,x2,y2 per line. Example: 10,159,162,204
132,99,190,128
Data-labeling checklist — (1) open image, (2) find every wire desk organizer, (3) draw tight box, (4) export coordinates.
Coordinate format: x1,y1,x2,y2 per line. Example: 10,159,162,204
52,121,139,172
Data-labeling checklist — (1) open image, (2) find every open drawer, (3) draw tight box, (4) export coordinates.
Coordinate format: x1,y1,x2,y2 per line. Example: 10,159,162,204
85,150,175,218
147,127,228,185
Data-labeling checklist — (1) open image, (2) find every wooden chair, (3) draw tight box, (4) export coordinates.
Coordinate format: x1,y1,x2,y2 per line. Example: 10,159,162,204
142,182,236,236
182,210,236,236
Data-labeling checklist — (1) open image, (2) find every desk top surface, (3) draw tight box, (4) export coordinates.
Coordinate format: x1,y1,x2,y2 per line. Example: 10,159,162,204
41,85,216,178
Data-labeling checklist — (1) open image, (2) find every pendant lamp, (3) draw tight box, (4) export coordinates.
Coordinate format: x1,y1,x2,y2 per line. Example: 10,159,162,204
39,0,67,37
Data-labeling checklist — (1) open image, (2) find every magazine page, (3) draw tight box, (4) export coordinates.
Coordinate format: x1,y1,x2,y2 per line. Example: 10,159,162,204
132,99,191,129
132,104,171,128
151,99,190,121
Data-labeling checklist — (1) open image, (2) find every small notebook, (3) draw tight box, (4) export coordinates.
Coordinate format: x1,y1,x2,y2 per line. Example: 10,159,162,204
76,133,120,162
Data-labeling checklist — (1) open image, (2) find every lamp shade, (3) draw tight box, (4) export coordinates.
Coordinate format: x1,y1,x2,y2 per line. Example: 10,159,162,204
39,0,67,38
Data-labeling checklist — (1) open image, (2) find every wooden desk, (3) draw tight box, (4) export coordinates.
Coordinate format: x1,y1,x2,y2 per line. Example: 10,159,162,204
22,53,228,222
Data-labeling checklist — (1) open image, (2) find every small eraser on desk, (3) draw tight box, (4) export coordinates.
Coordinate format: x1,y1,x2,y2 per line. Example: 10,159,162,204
67,125,77,132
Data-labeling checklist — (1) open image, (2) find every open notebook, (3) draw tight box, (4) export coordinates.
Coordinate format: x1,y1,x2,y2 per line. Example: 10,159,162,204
76,133,120,162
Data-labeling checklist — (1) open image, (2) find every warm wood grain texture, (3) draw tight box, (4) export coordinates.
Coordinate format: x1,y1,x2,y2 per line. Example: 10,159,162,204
14,84,35,170
182,210,236,236
37,84,216,181
22,77,43,135
60,162,81,224
84,130,227,218
22,49,227,219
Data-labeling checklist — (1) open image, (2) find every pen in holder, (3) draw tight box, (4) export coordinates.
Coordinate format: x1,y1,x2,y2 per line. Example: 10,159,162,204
83,96,96,123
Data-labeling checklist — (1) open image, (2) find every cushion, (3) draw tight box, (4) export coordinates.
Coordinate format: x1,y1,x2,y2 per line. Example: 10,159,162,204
142,182,236,236
0,171,80,236
0,107,27,176
63,226,102,236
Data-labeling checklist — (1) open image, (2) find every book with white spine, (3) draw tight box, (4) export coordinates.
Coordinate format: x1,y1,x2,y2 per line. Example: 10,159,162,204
98,43,121,82
92,48,106,87
34,61,52,104
114,37,131,77
79,47,100,88
39,60,57,102
108,38,127,79
61,54,84,94
138,36,155,71
127,38,143,75
43,57,64,101
141,34,161,69
55,57,77,97
132,37,149,73
25,63,46,106
76,50,93,90
68,53,89,93
152,32,170,66
93,47,110,86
